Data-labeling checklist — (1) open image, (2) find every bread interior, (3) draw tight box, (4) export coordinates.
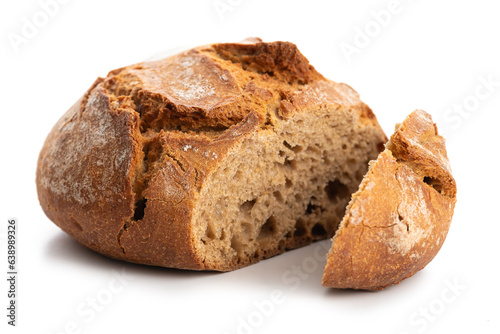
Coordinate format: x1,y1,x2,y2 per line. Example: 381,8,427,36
191,109,383,270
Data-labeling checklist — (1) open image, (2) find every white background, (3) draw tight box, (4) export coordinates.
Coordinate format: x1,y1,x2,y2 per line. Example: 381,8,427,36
1,1,499,333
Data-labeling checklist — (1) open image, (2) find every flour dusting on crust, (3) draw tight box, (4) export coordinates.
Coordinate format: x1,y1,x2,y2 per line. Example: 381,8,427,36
39,90,133,205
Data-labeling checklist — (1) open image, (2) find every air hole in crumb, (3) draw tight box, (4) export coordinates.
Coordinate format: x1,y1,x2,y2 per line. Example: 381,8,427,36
423,176,443,194
305,202,317,215
283,140,303,154
258,216,277,240
323,153,331,164
253,250,260,258
273,191,284,203
283,141,293,150
240,199,256,213
284,157,297,170
133,198,147,221
295,193,303,201
342,144,348,150
279,150,286,157
311,223,327,236
285,178,293,188
306,145,320,154
283,141,303,155
325,180,350,202
231,236,243,253
206,224,216,240
293,219,307,237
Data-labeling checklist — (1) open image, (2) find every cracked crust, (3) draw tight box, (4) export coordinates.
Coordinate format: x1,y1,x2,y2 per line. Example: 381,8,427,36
37,38,387,270
322,110,457,290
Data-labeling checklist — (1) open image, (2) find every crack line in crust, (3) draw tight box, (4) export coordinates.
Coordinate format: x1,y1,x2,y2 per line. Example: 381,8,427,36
115,132,165,254
165,151,186,173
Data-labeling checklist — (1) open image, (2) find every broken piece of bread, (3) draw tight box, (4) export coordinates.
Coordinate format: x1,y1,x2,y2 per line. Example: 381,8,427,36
322,110,457,290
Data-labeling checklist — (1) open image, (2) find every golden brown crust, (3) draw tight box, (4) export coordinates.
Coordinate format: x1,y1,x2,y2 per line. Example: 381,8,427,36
37,38,385,270
36,87,142,259
322,110,457,290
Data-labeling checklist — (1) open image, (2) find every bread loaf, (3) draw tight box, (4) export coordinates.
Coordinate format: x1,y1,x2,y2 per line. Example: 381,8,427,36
37,38,387,271
322,110,457,290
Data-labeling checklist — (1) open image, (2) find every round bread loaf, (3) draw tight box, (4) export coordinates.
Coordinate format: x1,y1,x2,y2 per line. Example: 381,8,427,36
36,38,387,271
